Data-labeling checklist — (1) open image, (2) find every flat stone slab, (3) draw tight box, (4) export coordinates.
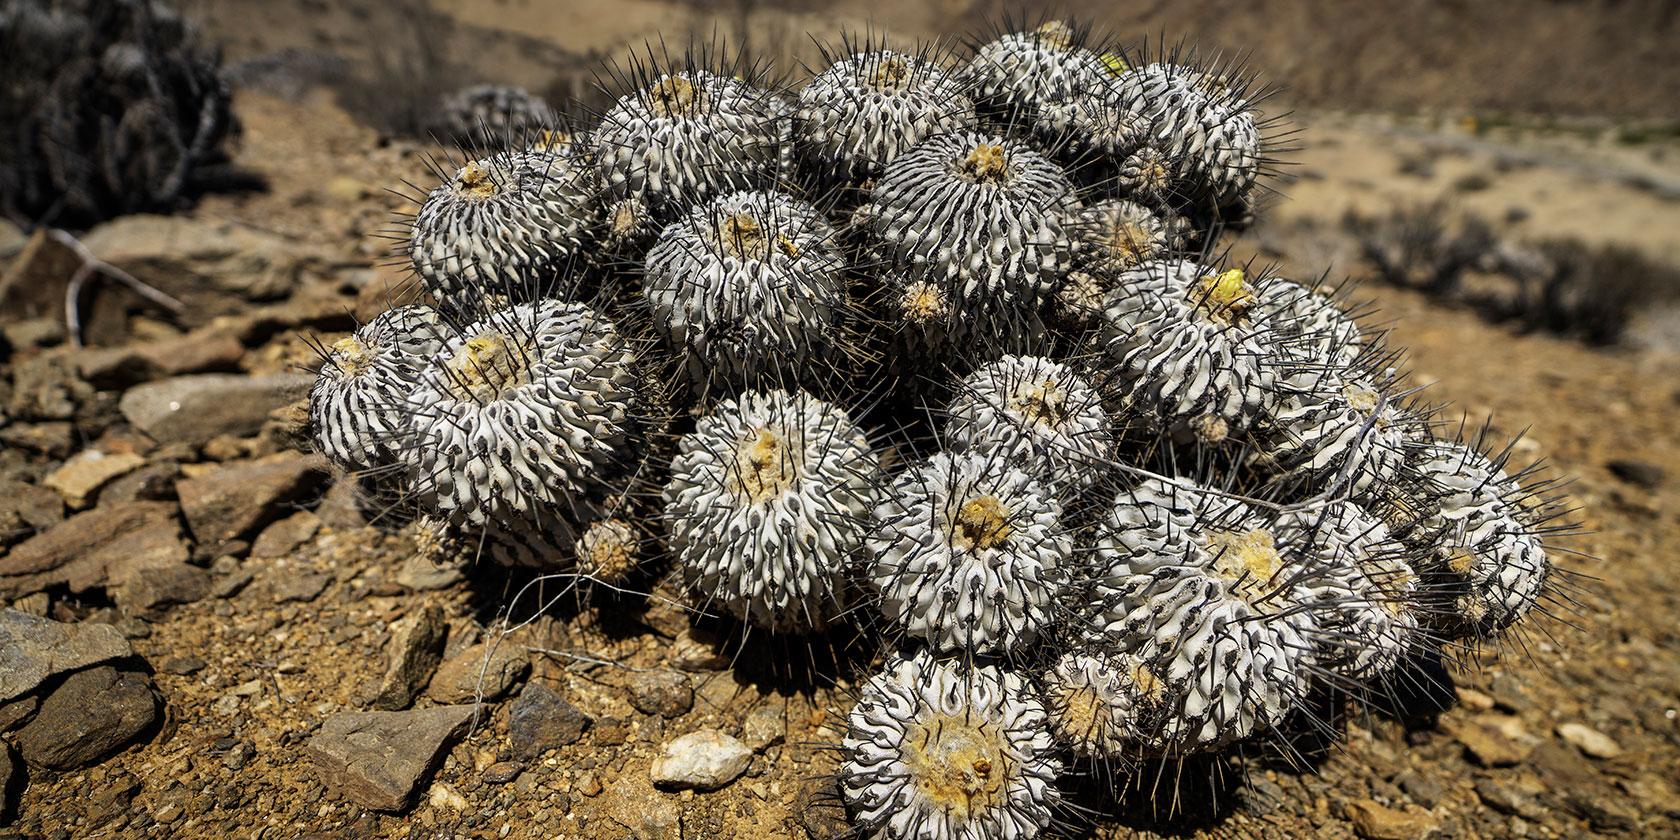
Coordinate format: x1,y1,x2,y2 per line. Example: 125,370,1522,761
0,610,133,702
120,373,311,446
306,704,478,812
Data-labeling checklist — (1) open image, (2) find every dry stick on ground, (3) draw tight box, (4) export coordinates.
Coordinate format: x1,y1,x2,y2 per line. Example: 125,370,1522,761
48,228,187,348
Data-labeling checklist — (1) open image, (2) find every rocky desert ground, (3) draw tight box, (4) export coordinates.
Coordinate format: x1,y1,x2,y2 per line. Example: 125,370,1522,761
3,2,1680,838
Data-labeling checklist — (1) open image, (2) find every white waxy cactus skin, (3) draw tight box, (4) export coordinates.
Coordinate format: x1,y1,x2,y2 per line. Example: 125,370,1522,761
663,389,880,631
841,652,1062,840
404,300,639,534
868,452,1071,655
871,132,1079,305
797,49,978,178
310,305,450,472
410,145,596,311
644,190,846,387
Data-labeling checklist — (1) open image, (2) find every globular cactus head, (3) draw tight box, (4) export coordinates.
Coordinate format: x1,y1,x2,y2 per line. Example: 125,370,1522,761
840,651,1062,840
403,300,641,543
1272,502,1426,680
430,84,559,149
964,19,1117,135
796,37,978,181
662,388,880,632
1106,51,1276,211
1040,650,1164,762
866,451,1072,656
870,131,1078,307
575,517,644,585
942,354,1117,498
593,46,788,215
407,140,598,317
644,190,849,391
1067,198,1181,273
1098,259,1283,437
1398,435,1562,640
309,305,450,474
1085,478,1321,752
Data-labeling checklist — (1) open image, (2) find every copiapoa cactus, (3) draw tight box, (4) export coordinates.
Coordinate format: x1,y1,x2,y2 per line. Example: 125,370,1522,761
0,0,240,228
663,388,880,631
643,189,848,389
429,84,558,149
304,18,1578,838
407,141,598,317
840,651,1062,840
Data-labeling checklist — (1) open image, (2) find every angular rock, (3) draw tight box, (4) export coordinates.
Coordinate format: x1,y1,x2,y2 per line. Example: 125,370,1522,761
305,704,478,812
75,332,247,390
7,353,93,422
120,373,313,446
116,563,212,614
1451,713,1538,767
1608,458,1664,489
251,510,322,559
15,666,158,770
1475,778,1545,820
627,670,693,719
85,769,141,827
372,605,448,711
1,317,65,350
0,696,37,731
159,654,206,676
44,450,147,509
740,704,785,752
0,610,132,702
271,569,331,603
426,641,529,704
395,553,465,592
221,289,357,346
0,501,187,599
1396,772,1445,808
100,461,180,505
1556,722,1622,759
649,730,752,791
0,421,75,458
0,479,63,549
1345,798,1440,840
175,453,330,546
0,228,83,323
510,682,591,759
606,779,682,840
75,346,157,390
138,331,246,377
80,214,323,314
0,741,15,816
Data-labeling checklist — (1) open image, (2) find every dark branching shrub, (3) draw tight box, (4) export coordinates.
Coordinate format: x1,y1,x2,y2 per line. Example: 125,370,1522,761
1345,200,1494,295
0,0,242,229
1347,202,1678,344
1515,239,1680,344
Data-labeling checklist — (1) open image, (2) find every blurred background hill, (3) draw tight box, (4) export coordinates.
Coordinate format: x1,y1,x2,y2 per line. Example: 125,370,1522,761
191,0,1680,120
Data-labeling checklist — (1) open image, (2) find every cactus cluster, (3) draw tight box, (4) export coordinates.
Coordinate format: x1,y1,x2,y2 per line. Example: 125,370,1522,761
429,84,558,149
0,0,238,228
308,19,1572,837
